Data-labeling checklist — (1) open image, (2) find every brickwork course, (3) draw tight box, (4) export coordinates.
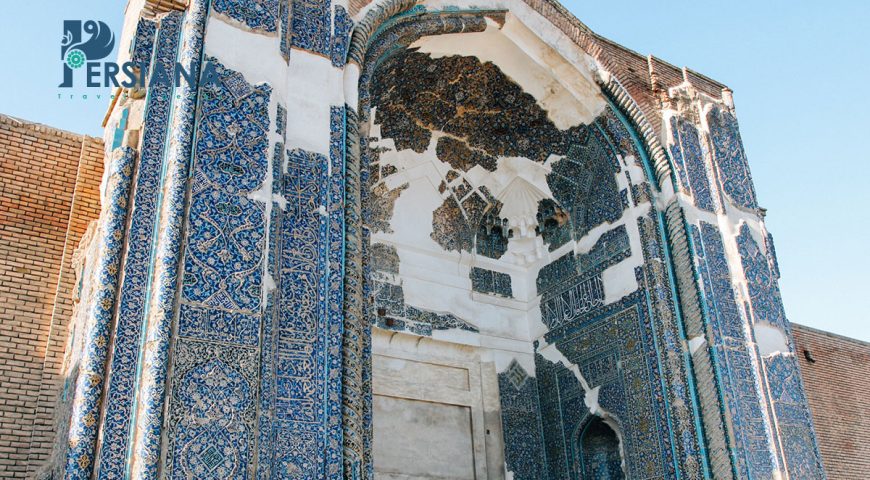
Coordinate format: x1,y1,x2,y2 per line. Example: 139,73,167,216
0,114,104,479
793,323,870,480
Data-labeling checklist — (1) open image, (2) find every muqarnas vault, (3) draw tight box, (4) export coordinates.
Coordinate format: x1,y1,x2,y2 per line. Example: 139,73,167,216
45,0,826,478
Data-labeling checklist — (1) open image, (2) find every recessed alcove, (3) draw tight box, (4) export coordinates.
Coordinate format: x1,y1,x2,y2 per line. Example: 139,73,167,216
360,11,676,479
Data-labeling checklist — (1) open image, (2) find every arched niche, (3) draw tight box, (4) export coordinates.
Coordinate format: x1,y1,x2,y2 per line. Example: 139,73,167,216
577,417,625,479
341,4,714,479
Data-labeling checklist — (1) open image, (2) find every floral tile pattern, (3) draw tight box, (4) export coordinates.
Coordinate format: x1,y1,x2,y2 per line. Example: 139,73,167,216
669,116,718,212
291,0,331,55
63,147,136,480
707,106,758,210
213,0,279,32
97,13,183,479
692,221,777,477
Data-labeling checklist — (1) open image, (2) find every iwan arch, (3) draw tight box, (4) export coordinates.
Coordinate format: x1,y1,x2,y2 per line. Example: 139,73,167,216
41,0,825,478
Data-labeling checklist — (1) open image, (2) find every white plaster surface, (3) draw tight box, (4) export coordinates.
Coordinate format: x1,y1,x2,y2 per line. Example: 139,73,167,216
689,335,706,355
755,323,789,357
372,329,501,479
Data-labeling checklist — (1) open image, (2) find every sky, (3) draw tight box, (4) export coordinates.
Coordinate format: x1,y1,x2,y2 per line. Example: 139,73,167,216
0,1,867,342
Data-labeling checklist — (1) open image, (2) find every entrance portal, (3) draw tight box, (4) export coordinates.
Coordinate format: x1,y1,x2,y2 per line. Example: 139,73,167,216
358,11,706,479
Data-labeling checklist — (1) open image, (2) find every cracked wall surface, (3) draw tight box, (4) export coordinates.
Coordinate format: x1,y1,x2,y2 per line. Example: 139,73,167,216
0,0,832,479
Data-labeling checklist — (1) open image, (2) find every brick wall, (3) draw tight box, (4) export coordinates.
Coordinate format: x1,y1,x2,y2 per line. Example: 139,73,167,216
793,323,870,480
0,115,104,478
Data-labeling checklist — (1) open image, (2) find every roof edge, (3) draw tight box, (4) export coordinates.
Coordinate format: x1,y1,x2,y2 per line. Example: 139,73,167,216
792,322,870,349
0,113,92,142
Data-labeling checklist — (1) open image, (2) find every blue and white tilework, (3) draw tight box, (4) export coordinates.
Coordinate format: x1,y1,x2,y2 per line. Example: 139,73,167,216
669,116,718,212
269,147,333,477
498,361,549,479
331,5,352,67
763,354,826,479
691,221,778,477
64,147,136,480
737,224,787,329
129,17,156,69
737,224,825,477
279,0,291,60
470,267,512,298
181,62,269,311
129,2,209,476
165,58,269,479
292,0,331,56
707,106,758,210
67,3,827,478
325,105,347,477
539,293,677,480
766,232,781,279
212,0,280,32
547,128,623,239
97,13,183,479
256,140,283,480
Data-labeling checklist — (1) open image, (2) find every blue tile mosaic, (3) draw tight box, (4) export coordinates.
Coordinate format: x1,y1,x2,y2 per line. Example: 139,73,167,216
67,6,824,478
536,199,571,251
182,187,265,311
264,144,343,477
634,213,707,477
766,232,781,279
707,106,758,210
669,116,717,212
129,17,156,68
276,148,327,423
737,224,786,329
279,0,291,60
498,362,549,479
256,140,283,480
535,354,584,480
124,2,209,476
276,103,286,135
370,277,478,335
540,273,605,330
580,419,624,479
64,147,136,480
291,0,331,56
736,227,825,477
177,303,261,345
325,106,347,477
475,209,509,259
212,0,279,32
540,293,675,480
535,225,630,330
167,341,258,480
347,106,370,479
763,354,825,479
369,243,399,274
331,5,352,67
547,128,622,239
691,221,777,477
165,57,269,479
97,13,182,478
470,267,512,298
536,252,580,293
577,224,631,273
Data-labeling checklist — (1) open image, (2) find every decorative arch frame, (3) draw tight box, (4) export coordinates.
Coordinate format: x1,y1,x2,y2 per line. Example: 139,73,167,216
339,1,729,478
